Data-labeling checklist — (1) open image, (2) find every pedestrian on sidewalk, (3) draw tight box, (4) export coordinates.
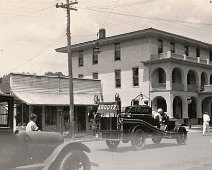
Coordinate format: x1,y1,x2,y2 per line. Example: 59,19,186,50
202,112,210,136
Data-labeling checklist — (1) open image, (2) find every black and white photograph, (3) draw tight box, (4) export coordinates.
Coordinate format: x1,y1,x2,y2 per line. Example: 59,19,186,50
0,0,212,169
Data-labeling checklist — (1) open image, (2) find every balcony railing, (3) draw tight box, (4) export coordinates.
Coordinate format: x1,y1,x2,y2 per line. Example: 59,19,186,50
150,51,210,65
187,85,198,92
172,83,184,91
202,85,212,92
152,83,166,90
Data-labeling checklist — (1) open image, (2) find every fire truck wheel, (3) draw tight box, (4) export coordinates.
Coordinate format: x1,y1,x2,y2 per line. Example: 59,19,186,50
176,127,187,145
58,150,91,170
131,129,146,150
151,136,162,144
106,140,120,150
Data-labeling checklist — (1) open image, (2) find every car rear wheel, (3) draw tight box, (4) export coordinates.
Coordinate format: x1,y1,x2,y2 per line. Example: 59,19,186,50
59,151,91,170
151,136,162,144
131,129,146,150
176,127,187,145
106,140,120,150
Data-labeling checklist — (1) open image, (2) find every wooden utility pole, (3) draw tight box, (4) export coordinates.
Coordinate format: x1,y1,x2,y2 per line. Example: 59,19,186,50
56,0,78,137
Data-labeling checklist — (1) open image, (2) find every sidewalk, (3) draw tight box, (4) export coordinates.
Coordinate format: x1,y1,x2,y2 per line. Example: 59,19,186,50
186,125,212,133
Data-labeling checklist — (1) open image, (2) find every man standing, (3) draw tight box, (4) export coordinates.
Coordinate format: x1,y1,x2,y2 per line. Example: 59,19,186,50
26,114,39,131
202,112,210,136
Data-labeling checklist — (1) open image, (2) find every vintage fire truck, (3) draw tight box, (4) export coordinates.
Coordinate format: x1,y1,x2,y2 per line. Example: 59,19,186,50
93,94,187,151
0,93,92,170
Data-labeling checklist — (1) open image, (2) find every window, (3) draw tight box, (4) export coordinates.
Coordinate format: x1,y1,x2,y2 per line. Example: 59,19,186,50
210,52,212,61
196,48,200,57
133,100,139,105
93,48,98,64
115,69,121,88
158,39,163,54
78,50,83,66
78,74,84,78
45,106,56,125
115,43,121,61
93,72,98,79
0,101,9,127
132,67,139,86
184,46,189,56
170,42,175,53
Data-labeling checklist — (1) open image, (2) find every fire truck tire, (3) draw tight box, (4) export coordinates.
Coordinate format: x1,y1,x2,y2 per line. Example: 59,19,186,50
176,127,187,145
58,150,91,170
131,129,146,151
106,140,120,150
151,136,162,144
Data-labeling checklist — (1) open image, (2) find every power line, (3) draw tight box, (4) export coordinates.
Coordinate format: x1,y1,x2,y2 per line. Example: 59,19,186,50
0,5,54,25
101,0,120,27
1,30,66,76
83,8,212,26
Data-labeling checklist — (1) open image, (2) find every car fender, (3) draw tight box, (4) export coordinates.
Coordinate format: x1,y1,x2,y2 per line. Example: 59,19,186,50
174,124,187,133
130,124,144,137
42,142,90,170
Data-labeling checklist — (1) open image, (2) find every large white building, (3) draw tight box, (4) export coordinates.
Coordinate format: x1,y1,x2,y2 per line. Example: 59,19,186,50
56,28,212,125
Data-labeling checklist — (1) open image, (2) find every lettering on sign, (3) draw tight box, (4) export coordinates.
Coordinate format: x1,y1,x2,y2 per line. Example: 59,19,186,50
98,104,119,110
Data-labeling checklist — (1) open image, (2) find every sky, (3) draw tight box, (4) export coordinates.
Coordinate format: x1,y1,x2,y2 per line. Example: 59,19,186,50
0,0,212,77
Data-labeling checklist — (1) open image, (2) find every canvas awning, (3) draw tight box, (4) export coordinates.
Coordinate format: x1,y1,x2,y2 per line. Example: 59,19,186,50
12,92,96,106
10,73,102,106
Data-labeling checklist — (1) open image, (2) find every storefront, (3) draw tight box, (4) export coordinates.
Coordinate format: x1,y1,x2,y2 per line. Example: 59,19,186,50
10,73,101,133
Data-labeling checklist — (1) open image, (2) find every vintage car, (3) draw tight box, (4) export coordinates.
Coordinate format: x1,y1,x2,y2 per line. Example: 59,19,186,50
0,93,92,170
94,95,187,151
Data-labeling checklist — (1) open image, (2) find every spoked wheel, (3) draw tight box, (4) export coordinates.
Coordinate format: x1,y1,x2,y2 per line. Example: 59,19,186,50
176,127,187,145
59,151,91,170
151,136,162,144
131,129,146,151
106,140,120,150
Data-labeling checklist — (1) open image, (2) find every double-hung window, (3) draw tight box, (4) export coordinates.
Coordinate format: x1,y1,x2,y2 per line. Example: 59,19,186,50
210,51,212,61
132,67,139,86
115,69,121,88
158,39,163,54
93,72,98,79
93,48,98,64
184,46,189,56
115,43,121,61
196,48,200,58
170,42,175,53
78,50,83,66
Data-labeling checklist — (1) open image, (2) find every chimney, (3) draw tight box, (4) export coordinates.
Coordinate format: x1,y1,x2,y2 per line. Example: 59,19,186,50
98,28,106,39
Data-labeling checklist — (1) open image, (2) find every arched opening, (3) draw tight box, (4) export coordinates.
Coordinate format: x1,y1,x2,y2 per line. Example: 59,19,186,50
172,68,182,83
173,96,182,119
172,68,183,91
152,96,167,112
187,70,197,85
210,74,212,85
151,67,166,89
201,72,207,91
188,97,197,118
187,70,198,92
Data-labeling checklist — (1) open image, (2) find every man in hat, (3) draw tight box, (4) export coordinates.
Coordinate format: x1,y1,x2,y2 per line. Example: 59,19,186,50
202,112,210,136
26,114,39,131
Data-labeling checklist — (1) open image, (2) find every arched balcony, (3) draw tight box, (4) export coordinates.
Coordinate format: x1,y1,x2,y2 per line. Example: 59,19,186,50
151,67,166,89
187,70,198,92
172,68,184,91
